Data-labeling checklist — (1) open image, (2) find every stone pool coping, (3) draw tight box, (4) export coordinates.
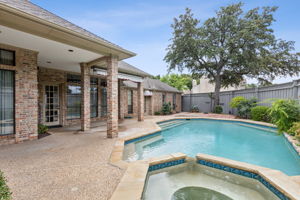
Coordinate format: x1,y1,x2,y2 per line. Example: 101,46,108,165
109,116,300,199
110,153,300,200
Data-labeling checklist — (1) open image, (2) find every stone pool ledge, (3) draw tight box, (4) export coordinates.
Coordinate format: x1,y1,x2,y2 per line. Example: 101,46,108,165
110,153,300,200
197,154,300,200
110,153,187,200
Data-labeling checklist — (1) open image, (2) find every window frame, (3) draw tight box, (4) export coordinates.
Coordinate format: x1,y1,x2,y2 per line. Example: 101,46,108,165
128,90,133,114
0,49,16,66
0,69,15,135
66,85,82,120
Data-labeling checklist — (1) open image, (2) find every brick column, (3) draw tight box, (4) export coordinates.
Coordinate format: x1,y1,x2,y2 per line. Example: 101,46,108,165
80,63,91,131
137,82,144,121
107,56,119,138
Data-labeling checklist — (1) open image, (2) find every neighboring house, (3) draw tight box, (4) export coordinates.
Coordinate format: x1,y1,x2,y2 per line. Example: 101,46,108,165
122,78,182,116
188,78,246,94
0,0,152,145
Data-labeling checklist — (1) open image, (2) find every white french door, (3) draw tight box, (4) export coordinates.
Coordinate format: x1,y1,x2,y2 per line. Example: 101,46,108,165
44,85,60,126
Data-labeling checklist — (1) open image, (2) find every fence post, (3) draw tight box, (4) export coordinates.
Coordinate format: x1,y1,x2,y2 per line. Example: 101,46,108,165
292,80,298,100
255,87,259,100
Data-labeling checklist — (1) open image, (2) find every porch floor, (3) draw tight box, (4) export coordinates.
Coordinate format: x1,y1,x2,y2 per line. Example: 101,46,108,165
0,113,235,200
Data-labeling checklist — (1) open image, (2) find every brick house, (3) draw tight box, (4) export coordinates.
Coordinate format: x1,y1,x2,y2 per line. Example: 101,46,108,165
0,0,154,144
122,78,182,117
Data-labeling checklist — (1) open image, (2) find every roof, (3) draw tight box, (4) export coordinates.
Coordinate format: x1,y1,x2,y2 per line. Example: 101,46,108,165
118,61,151,77
123,77,181,93
0,0,135,57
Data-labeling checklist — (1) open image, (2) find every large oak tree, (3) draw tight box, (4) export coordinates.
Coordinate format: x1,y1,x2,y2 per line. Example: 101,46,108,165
165,3,299,109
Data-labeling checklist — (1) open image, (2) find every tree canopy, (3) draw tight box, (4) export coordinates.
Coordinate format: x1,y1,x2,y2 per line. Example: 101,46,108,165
152,74,193,91
164,2,299,108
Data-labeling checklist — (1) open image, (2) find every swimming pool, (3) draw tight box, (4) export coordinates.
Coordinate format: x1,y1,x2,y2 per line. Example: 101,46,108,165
123,119,300,176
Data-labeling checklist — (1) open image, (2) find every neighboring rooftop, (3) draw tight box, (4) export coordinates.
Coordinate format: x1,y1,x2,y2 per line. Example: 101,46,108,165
0,0,134,56
118,61,151,78
123,77,181,93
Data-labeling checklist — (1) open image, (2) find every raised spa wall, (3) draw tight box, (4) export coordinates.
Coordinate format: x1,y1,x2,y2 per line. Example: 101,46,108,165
110,153,300,200
109,117,300,200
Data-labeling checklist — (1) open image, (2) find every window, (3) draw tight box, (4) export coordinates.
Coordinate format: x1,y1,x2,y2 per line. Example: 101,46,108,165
128,90,133,114
0,49,15,66
173,94,176,110
90,77,98,85
101,88,107,117
67,74,81,84
90,86,98,118
162,94,166,105
67,85,81,119
0,70,15,135
144,97,147,113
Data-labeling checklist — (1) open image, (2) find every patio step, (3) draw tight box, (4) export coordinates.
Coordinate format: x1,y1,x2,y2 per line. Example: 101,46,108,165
158,120,187,130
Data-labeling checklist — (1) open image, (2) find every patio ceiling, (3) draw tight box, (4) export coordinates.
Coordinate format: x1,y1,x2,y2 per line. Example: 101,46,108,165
0,25,102,73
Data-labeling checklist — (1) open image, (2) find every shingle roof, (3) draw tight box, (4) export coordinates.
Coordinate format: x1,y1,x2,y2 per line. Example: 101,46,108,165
118,61,151,77
0,0,131,53
123,78,181,93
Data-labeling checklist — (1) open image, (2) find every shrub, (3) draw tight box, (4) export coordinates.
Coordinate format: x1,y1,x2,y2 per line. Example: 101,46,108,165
230,96,246,108
269,99,300,133
288,122,300,136
251,106,270,122
161,102,172,115
0,171,11,200
191,105,200,113
214,105,223,114
38,124,48,135
154,111,161,115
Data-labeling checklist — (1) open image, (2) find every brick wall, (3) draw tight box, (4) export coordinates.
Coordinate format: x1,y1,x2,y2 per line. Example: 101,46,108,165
38,67,108,127
120,87,138,117
0,43,38,145
122,87,182,115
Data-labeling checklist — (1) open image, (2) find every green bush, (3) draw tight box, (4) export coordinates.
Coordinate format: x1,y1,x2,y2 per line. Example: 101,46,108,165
230,96,246,108
269,99,300,133
38,124,48,135
0,171,11,200
251,106,270,122
154,111,161,115
161,102,172,115
214,105,223,114
230,97,257,119
288,122,300,136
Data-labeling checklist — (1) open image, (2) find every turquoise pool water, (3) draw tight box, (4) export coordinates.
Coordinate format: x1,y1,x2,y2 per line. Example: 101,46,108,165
124,119,300,176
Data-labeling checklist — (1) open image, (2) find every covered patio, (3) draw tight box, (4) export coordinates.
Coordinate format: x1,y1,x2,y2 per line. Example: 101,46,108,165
0,0,148,142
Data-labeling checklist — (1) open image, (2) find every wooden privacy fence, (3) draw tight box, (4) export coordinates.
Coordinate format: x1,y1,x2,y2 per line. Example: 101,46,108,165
182,79,300,114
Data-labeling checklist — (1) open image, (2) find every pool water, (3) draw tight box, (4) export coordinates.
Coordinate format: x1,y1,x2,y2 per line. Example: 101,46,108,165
124,119,300,175
171,187,233,200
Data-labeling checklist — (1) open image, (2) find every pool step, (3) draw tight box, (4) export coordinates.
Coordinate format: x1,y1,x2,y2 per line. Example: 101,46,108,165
158,120,187,130
236,123,277,133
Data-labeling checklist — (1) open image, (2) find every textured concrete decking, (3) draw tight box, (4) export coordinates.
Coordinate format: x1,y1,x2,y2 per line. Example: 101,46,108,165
0,113,235,200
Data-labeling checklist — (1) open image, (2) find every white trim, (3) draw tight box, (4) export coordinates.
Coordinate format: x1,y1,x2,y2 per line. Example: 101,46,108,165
93,68,144,82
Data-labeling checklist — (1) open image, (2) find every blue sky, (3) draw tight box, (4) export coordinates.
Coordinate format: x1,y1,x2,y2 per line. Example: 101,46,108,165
32,0,300,84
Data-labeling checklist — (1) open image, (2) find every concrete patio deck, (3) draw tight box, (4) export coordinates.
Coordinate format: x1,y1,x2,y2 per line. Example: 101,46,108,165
0,113,236,200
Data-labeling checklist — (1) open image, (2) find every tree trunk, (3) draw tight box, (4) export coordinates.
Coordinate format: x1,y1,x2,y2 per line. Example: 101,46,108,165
213,75,221,111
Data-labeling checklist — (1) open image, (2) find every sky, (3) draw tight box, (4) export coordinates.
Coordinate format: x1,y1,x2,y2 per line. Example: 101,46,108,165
31,0,300,84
